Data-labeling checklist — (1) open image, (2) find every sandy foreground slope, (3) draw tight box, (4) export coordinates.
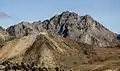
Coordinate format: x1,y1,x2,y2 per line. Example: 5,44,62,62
0,34,37,60
0,32,120,71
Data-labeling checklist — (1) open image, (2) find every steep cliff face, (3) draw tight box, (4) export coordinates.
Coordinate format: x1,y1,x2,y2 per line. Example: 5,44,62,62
49,11,118,47
6,21,44,37
6,11,118,47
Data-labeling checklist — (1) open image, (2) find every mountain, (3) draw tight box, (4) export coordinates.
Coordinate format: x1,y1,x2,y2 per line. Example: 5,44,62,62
6,21,42,37
0,26,8,48
6,11,119,47
0,32,120,71
0,32,94,69
49,11,118,47
0,11,120,70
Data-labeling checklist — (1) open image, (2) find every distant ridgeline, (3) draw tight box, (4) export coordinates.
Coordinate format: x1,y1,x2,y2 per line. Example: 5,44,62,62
117,34,120,40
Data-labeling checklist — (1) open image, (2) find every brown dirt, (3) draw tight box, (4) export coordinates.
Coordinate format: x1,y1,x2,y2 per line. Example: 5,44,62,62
0,32,120,71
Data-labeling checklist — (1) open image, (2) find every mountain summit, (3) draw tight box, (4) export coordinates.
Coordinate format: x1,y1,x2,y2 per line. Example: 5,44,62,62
0,11,120,71
6,11,119,47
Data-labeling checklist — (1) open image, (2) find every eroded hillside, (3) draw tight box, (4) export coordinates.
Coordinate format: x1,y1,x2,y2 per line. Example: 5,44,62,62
0,32,120,71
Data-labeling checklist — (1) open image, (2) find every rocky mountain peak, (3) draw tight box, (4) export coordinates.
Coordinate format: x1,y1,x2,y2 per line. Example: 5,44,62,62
5,11,119,47
6,22,37,37
61,11,78,17
1,11,120,71
49,11,118,47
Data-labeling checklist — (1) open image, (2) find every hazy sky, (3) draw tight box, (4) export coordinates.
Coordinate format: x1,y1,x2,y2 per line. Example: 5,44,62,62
0,0,120,33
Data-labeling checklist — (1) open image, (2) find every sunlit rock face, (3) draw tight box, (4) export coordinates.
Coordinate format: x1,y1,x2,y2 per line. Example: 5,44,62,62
49,11,118,47
6,21,44,37
6,11,119,47
0,11,120,71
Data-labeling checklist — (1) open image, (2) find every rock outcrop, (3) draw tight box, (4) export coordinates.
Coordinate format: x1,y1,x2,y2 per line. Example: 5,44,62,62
49,11,118,47
6,22,41,37
0,11,120,71
6,11,119,47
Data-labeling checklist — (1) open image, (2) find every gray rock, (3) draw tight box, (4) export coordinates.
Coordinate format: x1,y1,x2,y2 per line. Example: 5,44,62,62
49,11,118,47
6,11,119,47
6,21,43,37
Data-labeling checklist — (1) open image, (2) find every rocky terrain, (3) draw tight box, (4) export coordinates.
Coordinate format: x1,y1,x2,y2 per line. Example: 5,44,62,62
0,26,7,48
0,11,120,71
117,34,120,40
0,32,120,71
6,11,119,47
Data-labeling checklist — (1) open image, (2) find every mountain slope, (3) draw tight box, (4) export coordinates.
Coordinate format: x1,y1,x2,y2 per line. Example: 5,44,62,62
49,11,118,47
0,26,7,40
6,21,44,37
0,11,120,71
0,34,37,60
6,11,119,47
0,32,120,71
0,32,93,67
0,26,8,48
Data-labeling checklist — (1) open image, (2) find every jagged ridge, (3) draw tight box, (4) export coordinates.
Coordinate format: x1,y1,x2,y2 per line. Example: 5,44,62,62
4,11,119,47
